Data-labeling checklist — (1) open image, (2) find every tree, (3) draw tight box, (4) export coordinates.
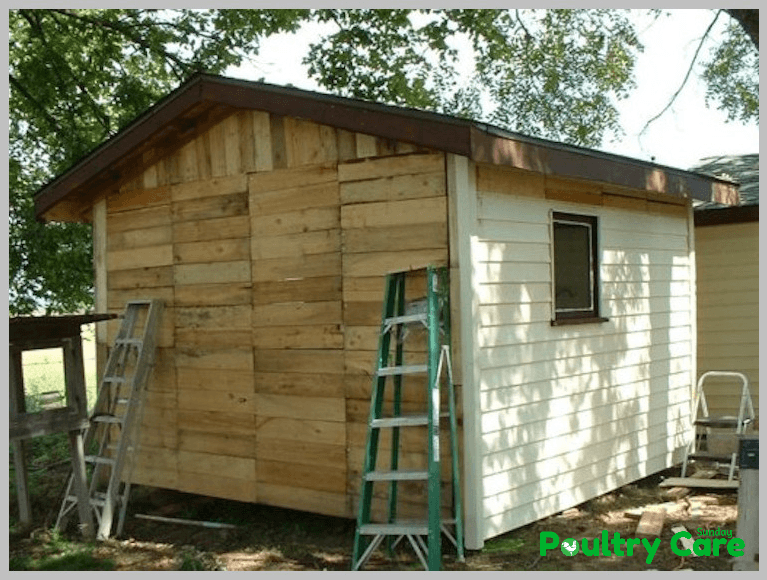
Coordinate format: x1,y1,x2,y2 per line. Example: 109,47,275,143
8,8,758,314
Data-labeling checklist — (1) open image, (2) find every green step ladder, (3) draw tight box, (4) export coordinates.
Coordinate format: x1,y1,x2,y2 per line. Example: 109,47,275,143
352,266,464,571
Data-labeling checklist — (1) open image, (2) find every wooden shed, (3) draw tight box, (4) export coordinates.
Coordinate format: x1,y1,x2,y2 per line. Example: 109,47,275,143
34,73,739,549
692,154,759,419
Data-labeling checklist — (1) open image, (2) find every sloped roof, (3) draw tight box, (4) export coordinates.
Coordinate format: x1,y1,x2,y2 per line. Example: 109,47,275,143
34,73,740,222
691,153,758,209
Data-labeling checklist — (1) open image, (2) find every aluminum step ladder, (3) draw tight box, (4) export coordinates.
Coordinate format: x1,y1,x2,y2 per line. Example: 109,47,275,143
352,266,463,571
681,371,755,481
56,299,163,540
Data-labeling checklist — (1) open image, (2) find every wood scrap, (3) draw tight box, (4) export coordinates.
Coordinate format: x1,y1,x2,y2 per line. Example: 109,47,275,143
635,506,666,538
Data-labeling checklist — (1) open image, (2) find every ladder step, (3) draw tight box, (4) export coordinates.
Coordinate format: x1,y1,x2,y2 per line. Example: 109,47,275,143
103,376,126,383
377,365,428,376
360,521,429,536
91,415,124,425
384,313,428,326
372,415,428,428
688,453,736,462
366,470,428,482
694,416,741,429
85,455,116,466
115,338,143,347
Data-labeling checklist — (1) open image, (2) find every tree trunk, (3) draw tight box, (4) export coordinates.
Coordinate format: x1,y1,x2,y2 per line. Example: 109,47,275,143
725,9,758,49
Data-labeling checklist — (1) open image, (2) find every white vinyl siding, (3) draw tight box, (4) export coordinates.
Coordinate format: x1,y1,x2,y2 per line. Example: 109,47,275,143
471,189,693,541
695,221,759,416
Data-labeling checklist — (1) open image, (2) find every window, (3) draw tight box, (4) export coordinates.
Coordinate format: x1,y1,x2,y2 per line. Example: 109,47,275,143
551,212,607,325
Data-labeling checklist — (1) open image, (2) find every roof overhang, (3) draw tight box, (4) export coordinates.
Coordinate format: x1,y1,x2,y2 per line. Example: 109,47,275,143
33,73,740,222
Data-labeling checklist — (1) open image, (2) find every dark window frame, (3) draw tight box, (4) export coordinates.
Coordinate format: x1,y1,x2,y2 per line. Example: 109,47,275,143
551,211,609,326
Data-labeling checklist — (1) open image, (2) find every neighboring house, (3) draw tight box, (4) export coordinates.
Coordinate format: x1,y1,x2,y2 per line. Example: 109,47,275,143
692,154,759,419
33,74,738,549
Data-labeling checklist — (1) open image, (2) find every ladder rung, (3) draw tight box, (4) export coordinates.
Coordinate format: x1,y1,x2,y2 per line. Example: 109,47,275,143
377,365,428,376
103,376,126,383
360,521,429,536
127,299,153,305
365,470,428,482
372,415,428,428
66,495,107,508
695,416,741,429
688,453,736,462
85,455,116,466
115,398,130,405
115,338,143,346
384,313,428,326
91,415,124,425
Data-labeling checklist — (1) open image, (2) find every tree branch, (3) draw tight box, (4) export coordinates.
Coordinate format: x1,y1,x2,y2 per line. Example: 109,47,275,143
725,9,758,49
9,73,64,135
639,10,722,138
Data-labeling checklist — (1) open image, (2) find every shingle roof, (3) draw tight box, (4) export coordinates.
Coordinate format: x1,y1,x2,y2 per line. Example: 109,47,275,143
691,153,759,210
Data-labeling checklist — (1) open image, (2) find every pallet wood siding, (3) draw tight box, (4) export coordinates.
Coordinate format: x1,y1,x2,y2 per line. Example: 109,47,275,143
470,164,693,540
98,108,443,517
695,221,759,417
339,152,453,520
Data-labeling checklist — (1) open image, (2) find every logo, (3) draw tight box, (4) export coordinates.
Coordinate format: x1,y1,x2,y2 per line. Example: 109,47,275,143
540,529,745,565
560,539,578,556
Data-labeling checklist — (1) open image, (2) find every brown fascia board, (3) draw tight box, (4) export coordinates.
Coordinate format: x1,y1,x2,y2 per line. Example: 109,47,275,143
469,125,740,205
694,204,759,226
34,73,739,220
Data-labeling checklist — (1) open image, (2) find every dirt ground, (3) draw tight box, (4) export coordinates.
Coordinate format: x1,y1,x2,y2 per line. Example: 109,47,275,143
9,466,748,571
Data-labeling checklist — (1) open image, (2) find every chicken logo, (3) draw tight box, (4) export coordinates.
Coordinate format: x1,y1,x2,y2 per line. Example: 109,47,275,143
561,538,579,556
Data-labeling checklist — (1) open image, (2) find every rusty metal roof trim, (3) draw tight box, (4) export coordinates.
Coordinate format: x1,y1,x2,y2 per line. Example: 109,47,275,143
34,73,740,220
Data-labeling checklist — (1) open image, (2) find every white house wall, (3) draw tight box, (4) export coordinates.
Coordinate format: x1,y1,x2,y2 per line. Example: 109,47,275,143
463,165,694,543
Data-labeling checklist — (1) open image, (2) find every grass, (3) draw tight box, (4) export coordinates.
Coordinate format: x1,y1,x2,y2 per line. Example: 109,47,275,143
19,324,98,412
9,529,115,571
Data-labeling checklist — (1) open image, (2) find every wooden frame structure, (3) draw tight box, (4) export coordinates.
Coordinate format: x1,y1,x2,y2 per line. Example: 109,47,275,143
9,313,115,537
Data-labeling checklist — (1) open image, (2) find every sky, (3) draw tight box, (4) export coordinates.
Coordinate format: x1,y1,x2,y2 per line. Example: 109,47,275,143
227,8,760,172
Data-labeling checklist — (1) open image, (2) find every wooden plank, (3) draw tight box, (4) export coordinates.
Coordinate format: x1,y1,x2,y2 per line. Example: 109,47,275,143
255,416,345,446
475,163,545,197
172,191,249,223
354,133,378,158
107,245,174,272
545,188,603,206
252,300,341,327
342,248,448,278
108,225,173,252
250,206,339,237
251,229,340,260
178,429,256,458
257,459,345,493
252,276,342,305
178,450,256,481
253,372,344,398
659,477,739,489
285,117,324,167
174,261,251,286
175,345,254,370
174,471,257,503
170,174,248,202
340,196,447,229
107,185,171,213
178,139,199,183
177,409,256,436
107,286,174,310
175,305,252,331
635,506,666,537
108,266,173,290
252,324,343,349
253,349,344,375
176,368,254,393
342,222,447,254
176,329,252,348
178,389,257,414
338,152,444,182
340,170,445,205
173,215,250,244
174,282,252,307
208,118,228,177
256,393,345,422
255,438,345,470
174,238,250,264
194,132,212,181
257,483,349,518
252,110,273,173
269,114,288,169
107,205,171,233
250,181,339,216
223,114,242,176
336,129,357,161
251,252,341,282
248,162,337,193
